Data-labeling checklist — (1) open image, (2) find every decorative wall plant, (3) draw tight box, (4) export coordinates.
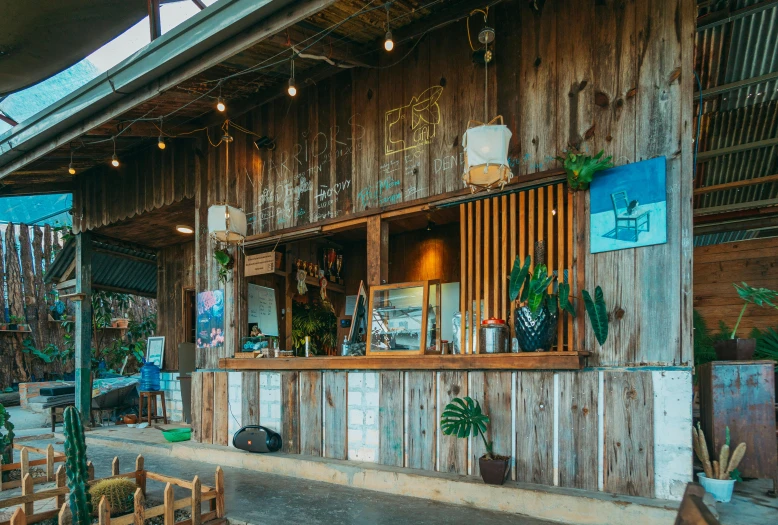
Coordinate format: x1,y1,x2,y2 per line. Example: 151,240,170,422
556,149,613,191
213,249,234,285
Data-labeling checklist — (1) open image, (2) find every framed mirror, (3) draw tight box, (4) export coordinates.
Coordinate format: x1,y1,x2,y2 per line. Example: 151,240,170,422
367,281,429,356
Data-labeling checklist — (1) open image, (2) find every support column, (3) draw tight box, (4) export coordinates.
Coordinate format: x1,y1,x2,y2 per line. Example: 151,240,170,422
366,216,388,286
75,231,92,426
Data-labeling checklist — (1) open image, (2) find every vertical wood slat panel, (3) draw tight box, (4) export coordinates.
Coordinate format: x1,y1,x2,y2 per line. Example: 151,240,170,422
568,190,575,349
213,372,229,447
191,372,203,443
475,200,482,352
528,189,535,258
406,372,436,471
299,371,323,456
493,196,499,317
557,183,565,349
604,371,655,498
501,195,508,322
467,202,474,354
281,371,300,454
241,371,260,426
509,193,517,336
459,204,466,354
515,371,554,485
470,372,513,479
323,371,348,460
201,372,214,445
558,371,599,490
483,198,490,322
438,371,468,475
378,372,404,466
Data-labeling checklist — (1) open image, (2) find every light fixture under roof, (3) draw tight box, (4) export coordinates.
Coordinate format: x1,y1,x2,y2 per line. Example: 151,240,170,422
176,225,194,234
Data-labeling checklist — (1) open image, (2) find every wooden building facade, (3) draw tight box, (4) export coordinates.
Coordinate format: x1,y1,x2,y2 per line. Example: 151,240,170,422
66,0,695,503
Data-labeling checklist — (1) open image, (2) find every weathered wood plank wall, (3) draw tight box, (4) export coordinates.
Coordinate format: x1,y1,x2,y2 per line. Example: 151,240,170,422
156,241,195,370
694,237,778,335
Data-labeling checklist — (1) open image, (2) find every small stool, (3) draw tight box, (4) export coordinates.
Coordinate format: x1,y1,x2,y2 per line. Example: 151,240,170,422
139,390,168,425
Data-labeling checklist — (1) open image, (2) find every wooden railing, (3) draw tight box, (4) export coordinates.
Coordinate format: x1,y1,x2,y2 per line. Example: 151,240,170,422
0,455,224,525
0,444,66,491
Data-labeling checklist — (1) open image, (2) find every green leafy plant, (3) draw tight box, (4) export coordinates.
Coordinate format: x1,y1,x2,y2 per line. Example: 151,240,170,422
750,326,778,362
213,249,233,285
0,404,15,473
22,338,63,364
440,397,494,459
291,300,337,356
730,283,778,338
508,255,608,345
8,315,26,325
556,149,614,191
693,310,717,369
63,406,92,525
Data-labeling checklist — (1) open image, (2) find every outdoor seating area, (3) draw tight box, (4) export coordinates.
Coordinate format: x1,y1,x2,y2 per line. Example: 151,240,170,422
0,1,776,524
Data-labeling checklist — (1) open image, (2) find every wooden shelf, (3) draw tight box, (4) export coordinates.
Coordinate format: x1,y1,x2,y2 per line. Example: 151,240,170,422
277,270,346,294
0,329,32,334
219,351,589,371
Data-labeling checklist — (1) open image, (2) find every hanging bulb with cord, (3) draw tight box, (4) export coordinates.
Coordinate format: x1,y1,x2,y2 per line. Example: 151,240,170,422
287,56,297,97
216,82,226,112
383,3,394,51
111,137,120,167
68,149,76,175
158,118,167,149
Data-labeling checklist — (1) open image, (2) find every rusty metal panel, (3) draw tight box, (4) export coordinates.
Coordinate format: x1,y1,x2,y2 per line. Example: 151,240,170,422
698,361,777,484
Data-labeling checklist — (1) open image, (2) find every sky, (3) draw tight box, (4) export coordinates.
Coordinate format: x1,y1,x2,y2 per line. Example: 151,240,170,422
0,0,219,226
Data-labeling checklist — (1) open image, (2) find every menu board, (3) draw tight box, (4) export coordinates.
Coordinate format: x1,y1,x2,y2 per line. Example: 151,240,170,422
248,284,279,336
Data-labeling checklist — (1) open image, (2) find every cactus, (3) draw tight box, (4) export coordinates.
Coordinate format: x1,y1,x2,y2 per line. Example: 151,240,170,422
90,478,136,515
692,423,746,480
63,406,92,525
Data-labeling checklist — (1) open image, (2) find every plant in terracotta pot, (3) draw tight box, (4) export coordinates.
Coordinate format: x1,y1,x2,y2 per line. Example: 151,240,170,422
441,396,509,485
556,149,613,191
714,283,777,360
8,315,25,331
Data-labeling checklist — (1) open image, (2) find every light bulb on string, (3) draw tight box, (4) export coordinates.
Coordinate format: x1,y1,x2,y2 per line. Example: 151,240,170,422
216,97,226,112
384,31,394,51
68,149,76,175
287,56,296,97
158,135,166,150
110,137,120,167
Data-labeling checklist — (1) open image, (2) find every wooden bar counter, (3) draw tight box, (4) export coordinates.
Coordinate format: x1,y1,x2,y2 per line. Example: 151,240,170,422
218,351,589,371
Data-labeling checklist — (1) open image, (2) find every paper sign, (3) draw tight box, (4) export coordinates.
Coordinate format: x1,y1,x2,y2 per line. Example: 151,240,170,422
246,252,276,276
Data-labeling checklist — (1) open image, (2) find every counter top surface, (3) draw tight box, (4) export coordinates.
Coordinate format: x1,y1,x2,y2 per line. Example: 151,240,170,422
218,351,590,371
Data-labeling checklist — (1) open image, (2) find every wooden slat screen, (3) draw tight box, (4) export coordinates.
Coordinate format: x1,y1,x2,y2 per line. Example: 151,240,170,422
459,182,575,353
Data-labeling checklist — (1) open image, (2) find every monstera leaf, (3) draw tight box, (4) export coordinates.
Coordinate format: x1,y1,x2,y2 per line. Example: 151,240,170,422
509,255,531,302
583,286,609,346
441,397,489,439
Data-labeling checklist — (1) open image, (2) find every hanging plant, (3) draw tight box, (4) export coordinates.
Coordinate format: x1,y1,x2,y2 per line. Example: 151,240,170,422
213,249,234,285
556,149,613,191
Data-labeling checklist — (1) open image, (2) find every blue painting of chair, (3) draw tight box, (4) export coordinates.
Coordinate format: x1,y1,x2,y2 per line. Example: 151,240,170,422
611,191,650,241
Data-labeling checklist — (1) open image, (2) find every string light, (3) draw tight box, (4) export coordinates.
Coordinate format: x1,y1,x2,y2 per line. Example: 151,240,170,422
111,137,120,167
216,96,226,112
68,149,76,175
384,4,394,51
287,57,297,97
158,135,166,150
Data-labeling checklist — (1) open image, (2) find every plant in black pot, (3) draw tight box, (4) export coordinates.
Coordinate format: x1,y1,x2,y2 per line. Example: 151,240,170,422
441,396,509,485
715,283,778,360
509,253,609,351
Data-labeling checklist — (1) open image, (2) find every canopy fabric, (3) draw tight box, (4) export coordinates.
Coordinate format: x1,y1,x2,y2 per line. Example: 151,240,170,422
0,0,148,96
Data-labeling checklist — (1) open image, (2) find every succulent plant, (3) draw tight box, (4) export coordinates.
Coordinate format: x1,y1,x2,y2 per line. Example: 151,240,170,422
63,406,92,525
556,149,614,191
90,478,136,515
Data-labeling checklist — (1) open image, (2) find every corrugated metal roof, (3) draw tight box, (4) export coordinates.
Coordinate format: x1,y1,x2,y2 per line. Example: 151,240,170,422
694,0,778,245
46,237,157,297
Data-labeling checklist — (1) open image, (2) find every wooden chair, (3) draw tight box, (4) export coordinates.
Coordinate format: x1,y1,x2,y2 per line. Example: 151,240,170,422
611,190,650,241
674,483,721,525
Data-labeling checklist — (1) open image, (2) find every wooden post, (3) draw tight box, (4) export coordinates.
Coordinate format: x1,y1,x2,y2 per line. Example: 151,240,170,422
214,466,224,518
366,216,388,286
133,488,145,525
87,461,95,481
55,465,66,509
98,495,111,525
22,474,33,516
135,455,146,496
20,448,29,480
191,476,201,525
46,444,55,481
163,483,174,525
10,508,26,525
57,502,70,525
112,457,120,476
75,231,93,426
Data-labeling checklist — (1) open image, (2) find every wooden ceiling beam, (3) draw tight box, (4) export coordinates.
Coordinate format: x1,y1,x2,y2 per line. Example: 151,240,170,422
697,0,778,32
264,27,376,68
389,0,504,46
694,215,778,236
694,198,778,217
85,121,203,138
694,173,778,195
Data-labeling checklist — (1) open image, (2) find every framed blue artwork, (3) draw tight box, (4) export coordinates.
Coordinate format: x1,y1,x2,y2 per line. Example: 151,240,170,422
589,156,667,254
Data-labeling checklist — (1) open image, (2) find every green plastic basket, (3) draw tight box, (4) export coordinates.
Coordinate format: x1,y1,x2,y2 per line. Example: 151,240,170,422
162,428,192,442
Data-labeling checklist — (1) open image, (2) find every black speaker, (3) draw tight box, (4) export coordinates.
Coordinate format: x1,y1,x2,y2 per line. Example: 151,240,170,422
232,426,282,453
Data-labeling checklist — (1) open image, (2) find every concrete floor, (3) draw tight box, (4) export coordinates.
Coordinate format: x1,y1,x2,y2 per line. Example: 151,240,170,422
716,478,778,525
15,435,555,525
6,406,50,437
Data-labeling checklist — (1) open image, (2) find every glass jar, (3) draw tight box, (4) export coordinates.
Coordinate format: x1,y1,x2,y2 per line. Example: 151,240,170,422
479,318,509,354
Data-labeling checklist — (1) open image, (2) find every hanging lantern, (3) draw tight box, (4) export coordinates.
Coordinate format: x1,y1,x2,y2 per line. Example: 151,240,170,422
208,204,247,243
462,116,513,192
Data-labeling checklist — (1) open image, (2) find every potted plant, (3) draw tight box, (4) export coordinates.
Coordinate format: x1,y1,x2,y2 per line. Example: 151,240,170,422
213,249,234,285
556,149,613,191
50,300,66,321
692,424,746,503
441,396,509,485
8,315,25,331
714,283,777,360
509,254,609,351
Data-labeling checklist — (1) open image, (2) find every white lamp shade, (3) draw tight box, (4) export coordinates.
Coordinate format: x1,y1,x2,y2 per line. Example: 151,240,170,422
208,205,247,243
462,123,513,190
